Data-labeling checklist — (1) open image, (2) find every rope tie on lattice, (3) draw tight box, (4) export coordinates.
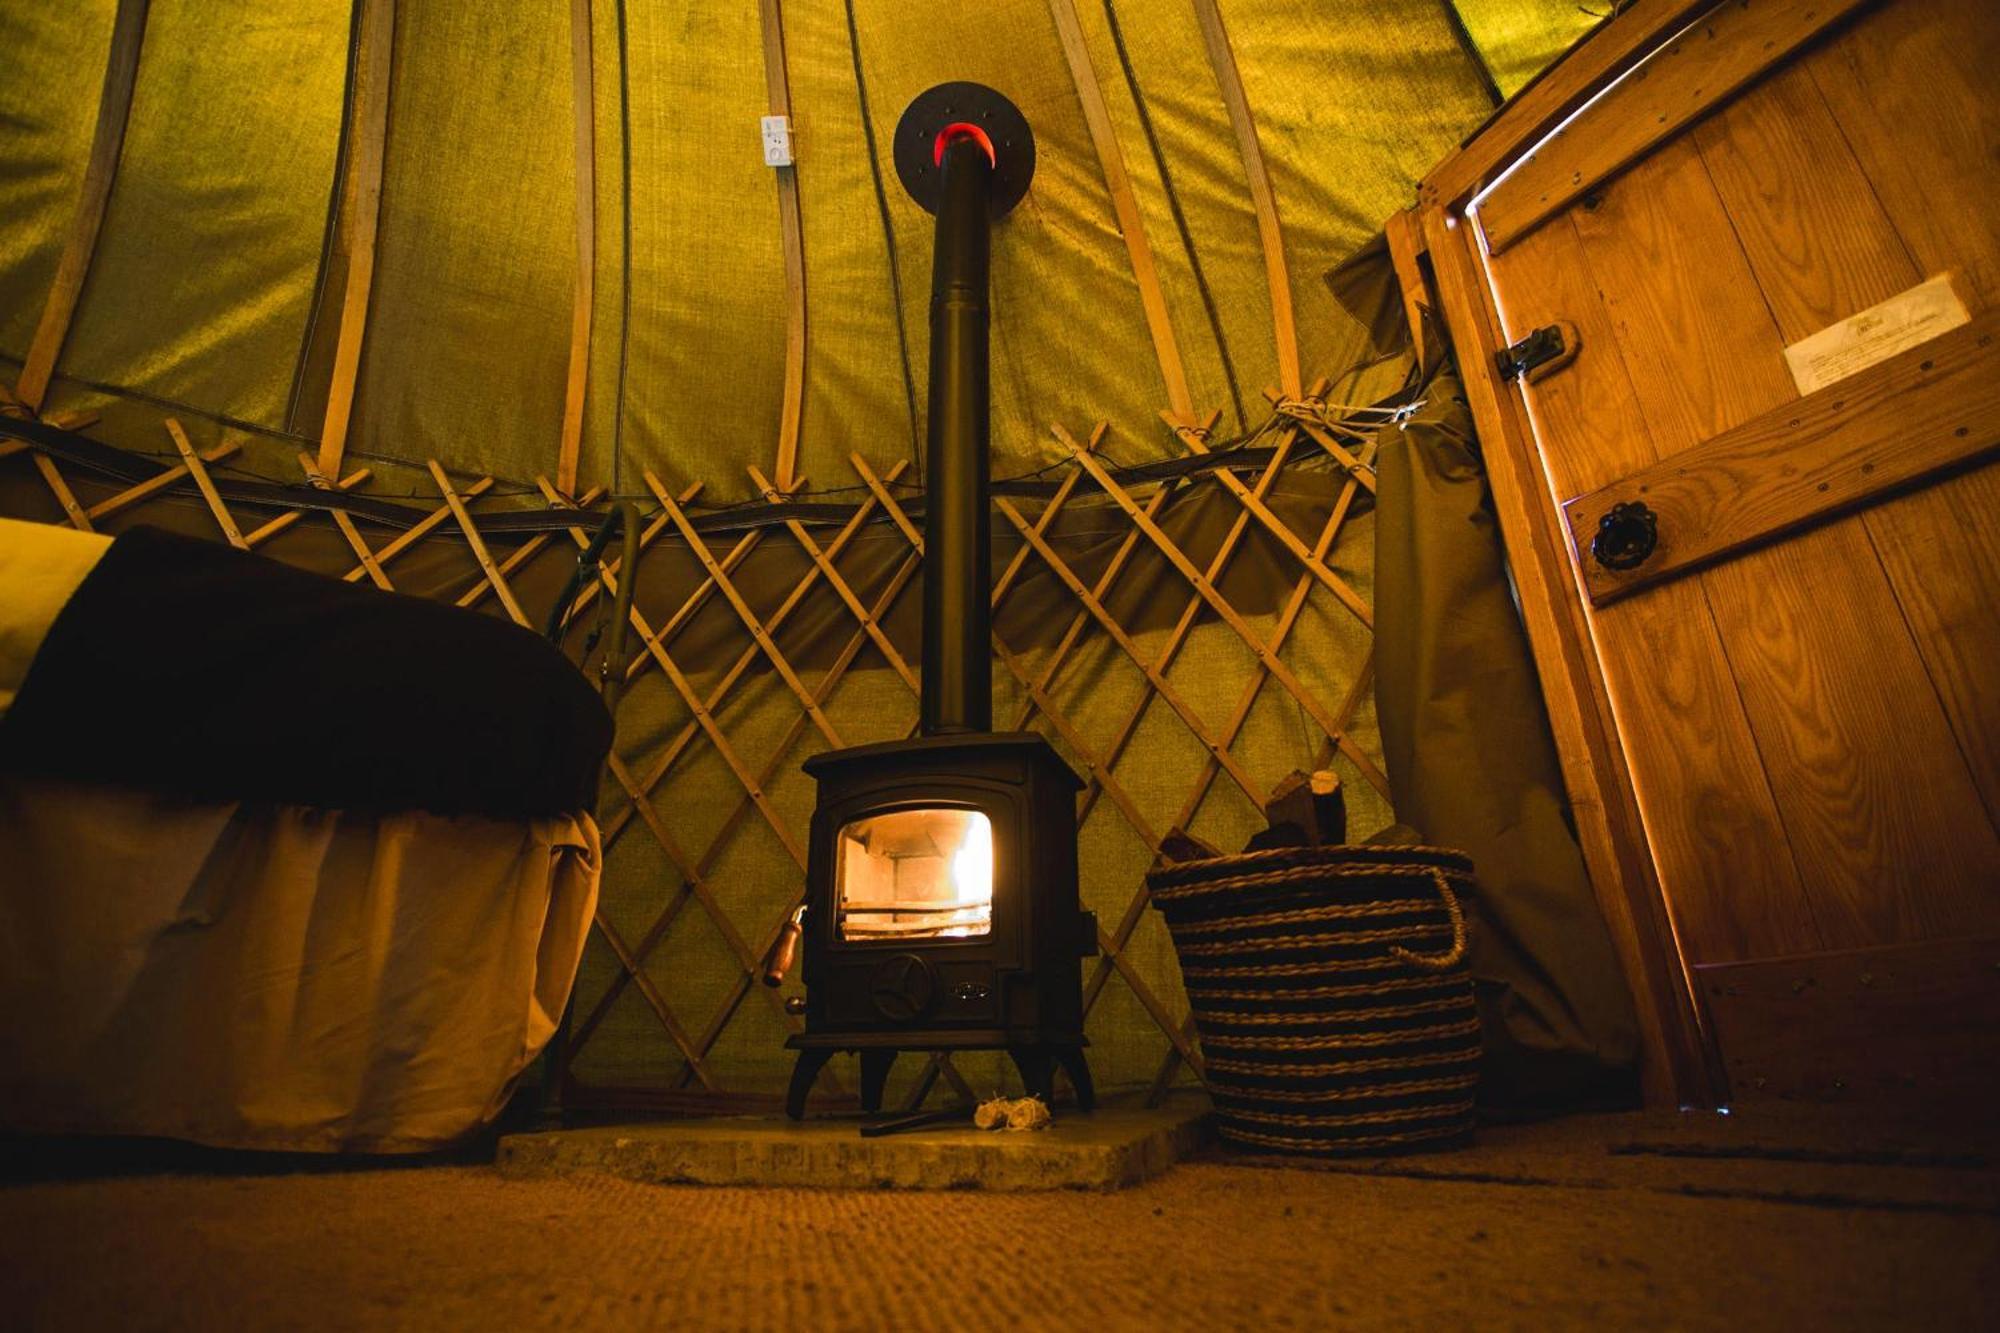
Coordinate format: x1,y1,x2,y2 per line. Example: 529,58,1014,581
1270,395,1387,467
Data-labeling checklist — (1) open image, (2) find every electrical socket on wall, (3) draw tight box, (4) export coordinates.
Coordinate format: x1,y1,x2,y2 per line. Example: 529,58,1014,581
761,115,794,167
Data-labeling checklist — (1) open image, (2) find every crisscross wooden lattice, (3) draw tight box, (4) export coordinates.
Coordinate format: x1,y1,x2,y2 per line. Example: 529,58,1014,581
0,386,1388,1112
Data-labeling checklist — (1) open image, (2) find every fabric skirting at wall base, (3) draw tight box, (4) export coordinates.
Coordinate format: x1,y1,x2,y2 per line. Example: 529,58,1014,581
1373,367,1641,1112
0,778,600,1152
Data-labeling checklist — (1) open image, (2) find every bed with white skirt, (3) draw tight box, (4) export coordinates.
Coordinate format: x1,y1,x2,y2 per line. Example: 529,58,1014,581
0,517,607,1150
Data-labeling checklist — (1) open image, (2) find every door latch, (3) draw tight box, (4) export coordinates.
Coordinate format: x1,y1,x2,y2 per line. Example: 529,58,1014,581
1496,321,1578,383
1590,500,1659,571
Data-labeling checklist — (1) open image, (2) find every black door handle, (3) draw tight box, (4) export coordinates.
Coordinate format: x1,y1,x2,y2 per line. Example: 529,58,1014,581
1591,501,1658,571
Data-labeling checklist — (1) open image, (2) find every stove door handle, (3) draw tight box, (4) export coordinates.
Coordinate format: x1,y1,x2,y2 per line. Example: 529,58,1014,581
761,906,807,987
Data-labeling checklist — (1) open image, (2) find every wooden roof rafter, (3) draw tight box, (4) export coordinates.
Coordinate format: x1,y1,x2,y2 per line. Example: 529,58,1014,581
314,0,395,481
15,0,150,416
1046,0,1202,430
1190,0,1300,399
758,0,809,491
555,0,597,497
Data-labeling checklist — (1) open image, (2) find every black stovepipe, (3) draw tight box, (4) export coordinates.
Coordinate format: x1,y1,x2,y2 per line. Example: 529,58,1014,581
920,132,995,736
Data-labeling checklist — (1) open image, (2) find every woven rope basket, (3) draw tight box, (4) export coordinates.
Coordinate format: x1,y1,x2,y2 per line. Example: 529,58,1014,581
1148,844,1481,1156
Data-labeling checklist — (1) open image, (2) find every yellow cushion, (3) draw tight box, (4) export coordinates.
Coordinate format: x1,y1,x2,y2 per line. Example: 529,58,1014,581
0,517,112,717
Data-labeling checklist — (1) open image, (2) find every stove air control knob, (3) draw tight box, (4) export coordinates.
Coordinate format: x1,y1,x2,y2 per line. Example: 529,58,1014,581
869,953,937,1023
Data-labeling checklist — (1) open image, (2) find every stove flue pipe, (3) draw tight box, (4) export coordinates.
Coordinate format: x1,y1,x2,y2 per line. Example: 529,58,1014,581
895,84,1036,737
921,134,994,734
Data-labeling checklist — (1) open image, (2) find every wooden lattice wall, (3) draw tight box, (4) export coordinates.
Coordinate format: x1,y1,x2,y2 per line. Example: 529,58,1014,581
0,381,1392,1111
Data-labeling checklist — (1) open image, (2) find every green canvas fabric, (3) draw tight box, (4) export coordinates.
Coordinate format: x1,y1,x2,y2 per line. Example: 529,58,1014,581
1373,363,1641,1108
1450,0,1604,98
349,0,578,482
0,0,1583,494
615,3,790,494
57,0,350,433
0,2,119,363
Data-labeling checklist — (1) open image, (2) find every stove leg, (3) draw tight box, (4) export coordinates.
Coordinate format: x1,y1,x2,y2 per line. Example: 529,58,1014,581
785,1047,837,1121
1055,1046,1096,1111
1008,1045,1055,1104
859,1049,897,1114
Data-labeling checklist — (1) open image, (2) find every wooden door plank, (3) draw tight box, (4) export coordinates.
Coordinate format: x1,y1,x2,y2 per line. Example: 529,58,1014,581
1691,61,1916,331
1790,0,2000,829
1477,0,1874,254
1863,466,2000,831
1565,145,1783,456
1696,936,2000,1105
1692,52,2000,844
1487,208,1819,963
1709,533,2000,944
1804,0,2000,312
1565,311,2000,604
1567,133,2000,950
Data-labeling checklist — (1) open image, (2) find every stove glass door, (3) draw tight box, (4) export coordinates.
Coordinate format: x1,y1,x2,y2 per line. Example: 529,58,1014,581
835,807,992,940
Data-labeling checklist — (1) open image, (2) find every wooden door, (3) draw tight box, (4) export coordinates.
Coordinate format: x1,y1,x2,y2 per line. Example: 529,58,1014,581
1416,0,2000,1108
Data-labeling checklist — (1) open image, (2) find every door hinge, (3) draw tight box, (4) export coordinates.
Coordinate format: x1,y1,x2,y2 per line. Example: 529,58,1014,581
1496,321,1578,382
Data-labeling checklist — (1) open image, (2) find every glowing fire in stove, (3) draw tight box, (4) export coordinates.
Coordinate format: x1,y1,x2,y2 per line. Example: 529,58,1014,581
836,808,994,940
953,811,993,908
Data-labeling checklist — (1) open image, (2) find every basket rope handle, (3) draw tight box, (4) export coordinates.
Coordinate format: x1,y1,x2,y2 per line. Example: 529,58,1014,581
1389,869,1468,972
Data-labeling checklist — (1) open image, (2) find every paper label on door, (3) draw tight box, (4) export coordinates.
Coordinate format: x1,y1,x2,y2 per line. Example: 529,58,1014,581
1783,273,1970,395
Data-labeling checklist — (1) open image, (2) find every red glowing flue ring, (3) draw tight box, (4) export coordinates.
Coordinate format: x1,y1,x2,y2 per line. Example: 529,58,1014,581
893,82,1034,218
932,122,997,168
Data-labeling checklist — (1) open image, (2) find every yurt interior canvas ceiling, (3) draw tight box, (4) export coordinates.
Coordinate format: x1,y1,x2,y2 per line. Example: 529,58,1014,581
0,1,1591,493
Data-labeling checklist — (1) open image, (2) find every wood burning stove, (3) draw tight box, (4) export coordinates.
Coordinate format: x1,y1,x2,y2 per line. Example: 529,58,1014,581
786,733,1093,1118
773,83,1097,1120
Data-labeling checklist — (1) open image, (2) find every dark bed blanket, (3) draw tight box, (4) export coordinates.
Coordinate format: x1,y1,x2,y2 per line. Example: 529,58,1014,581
0,525,612,820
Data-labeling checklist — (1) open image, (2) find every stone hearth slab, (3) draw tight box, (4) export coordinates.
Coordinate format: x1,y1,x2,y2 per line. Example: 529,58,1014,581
497,1105,1210,1191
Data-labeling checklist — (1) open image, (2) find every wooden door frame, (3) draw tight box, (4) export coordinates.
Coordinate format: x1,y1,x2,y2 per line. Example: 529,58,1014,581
1402,0,1895,1106
1417,204,1717,1108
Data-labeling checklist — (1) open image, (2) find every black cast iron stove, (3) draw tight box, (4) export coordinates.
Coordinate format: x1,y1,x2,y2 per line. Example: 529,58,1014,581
775,83,1096,1120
